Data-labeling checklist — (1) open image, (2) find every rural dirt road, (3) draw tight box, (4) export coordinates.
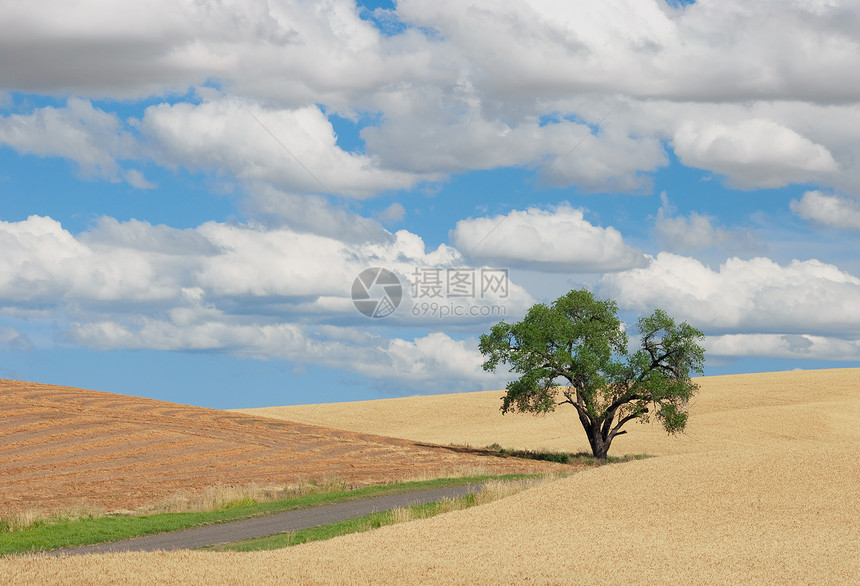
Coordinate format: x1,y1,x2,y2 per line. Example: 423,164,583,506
47,484,481,556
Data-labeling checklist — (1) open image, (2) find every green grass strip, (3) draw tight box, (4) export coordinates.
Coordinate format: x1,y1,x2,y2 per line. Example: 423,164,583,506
204,493,482,552
0,474,532,556
481,444,651,465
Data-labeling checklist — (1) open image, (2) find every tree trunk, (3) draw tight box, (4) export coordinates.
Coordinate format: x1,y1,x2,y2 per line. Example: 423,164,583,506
585,421,610,464
591,437,609,464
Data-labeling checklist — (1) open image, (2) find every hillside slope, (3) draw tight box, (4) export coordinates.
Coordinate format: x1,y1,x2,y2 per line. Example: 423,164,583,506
239,368,860,457
0,380,561,514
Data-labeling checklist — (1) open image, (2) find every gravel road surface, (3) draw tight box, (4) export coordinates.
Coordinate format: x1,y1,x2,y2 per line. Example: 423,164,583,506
48,484,482,556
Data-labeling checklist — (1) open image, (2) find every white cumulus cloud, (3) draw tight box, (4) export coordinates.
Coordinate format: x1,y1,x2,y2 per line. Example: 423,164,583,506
706,333,860,361
397,0,860,103
124,169,156,190
66,316,498,392
0,0,434,103
601,253,860,335
672,119,838,189
377,202,406,223
0,215,183,304
0,98,134,181
0,326,32,351
451,205,648,272
137,98,430,198
654,193,762,253
0,212,533,392
0,214,532,326
6,2,860,199
790,191,860,231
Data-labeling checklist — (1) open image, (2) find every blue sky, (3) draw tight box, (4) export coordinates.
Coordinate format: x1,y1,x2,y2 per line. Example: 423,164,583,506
2,0,860,408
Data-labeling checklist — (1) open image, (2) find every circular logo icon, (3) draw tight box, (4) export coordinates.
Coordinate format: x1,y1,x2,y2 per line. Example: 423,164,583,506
351,267,402,318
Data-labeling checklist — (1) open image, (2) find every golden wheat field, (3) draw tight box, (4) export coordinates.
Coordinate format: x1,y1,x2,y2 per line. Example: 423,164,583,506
240,368,860,457
3,368,859,584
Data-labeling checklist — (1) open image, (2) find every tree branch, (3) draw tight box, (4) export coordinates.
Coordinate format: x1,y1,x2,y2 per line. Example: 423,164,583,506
607,392,643,414
606,409,647,444
568,391,593,429
635,345,682,384
561,387,576,405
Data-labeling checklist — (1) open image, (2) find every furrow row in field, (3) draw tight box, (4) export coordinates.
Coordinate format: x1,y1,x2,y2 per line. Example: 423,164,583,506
0,441,264,483
0,429,191,464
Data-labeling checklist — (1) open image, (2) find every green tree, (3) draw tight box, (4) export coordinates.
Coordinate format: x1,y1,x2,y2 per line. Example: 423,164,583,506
479,289,705,463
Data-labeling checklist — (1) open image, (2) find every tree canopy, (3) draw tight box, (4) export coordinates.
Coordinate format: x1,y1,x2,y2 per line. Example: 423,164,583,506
479,289,705,462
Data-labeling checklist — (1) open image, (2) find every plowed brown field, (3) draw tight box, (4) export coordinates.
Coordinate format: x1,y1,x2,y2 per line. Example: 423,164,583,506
0,380,562,515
